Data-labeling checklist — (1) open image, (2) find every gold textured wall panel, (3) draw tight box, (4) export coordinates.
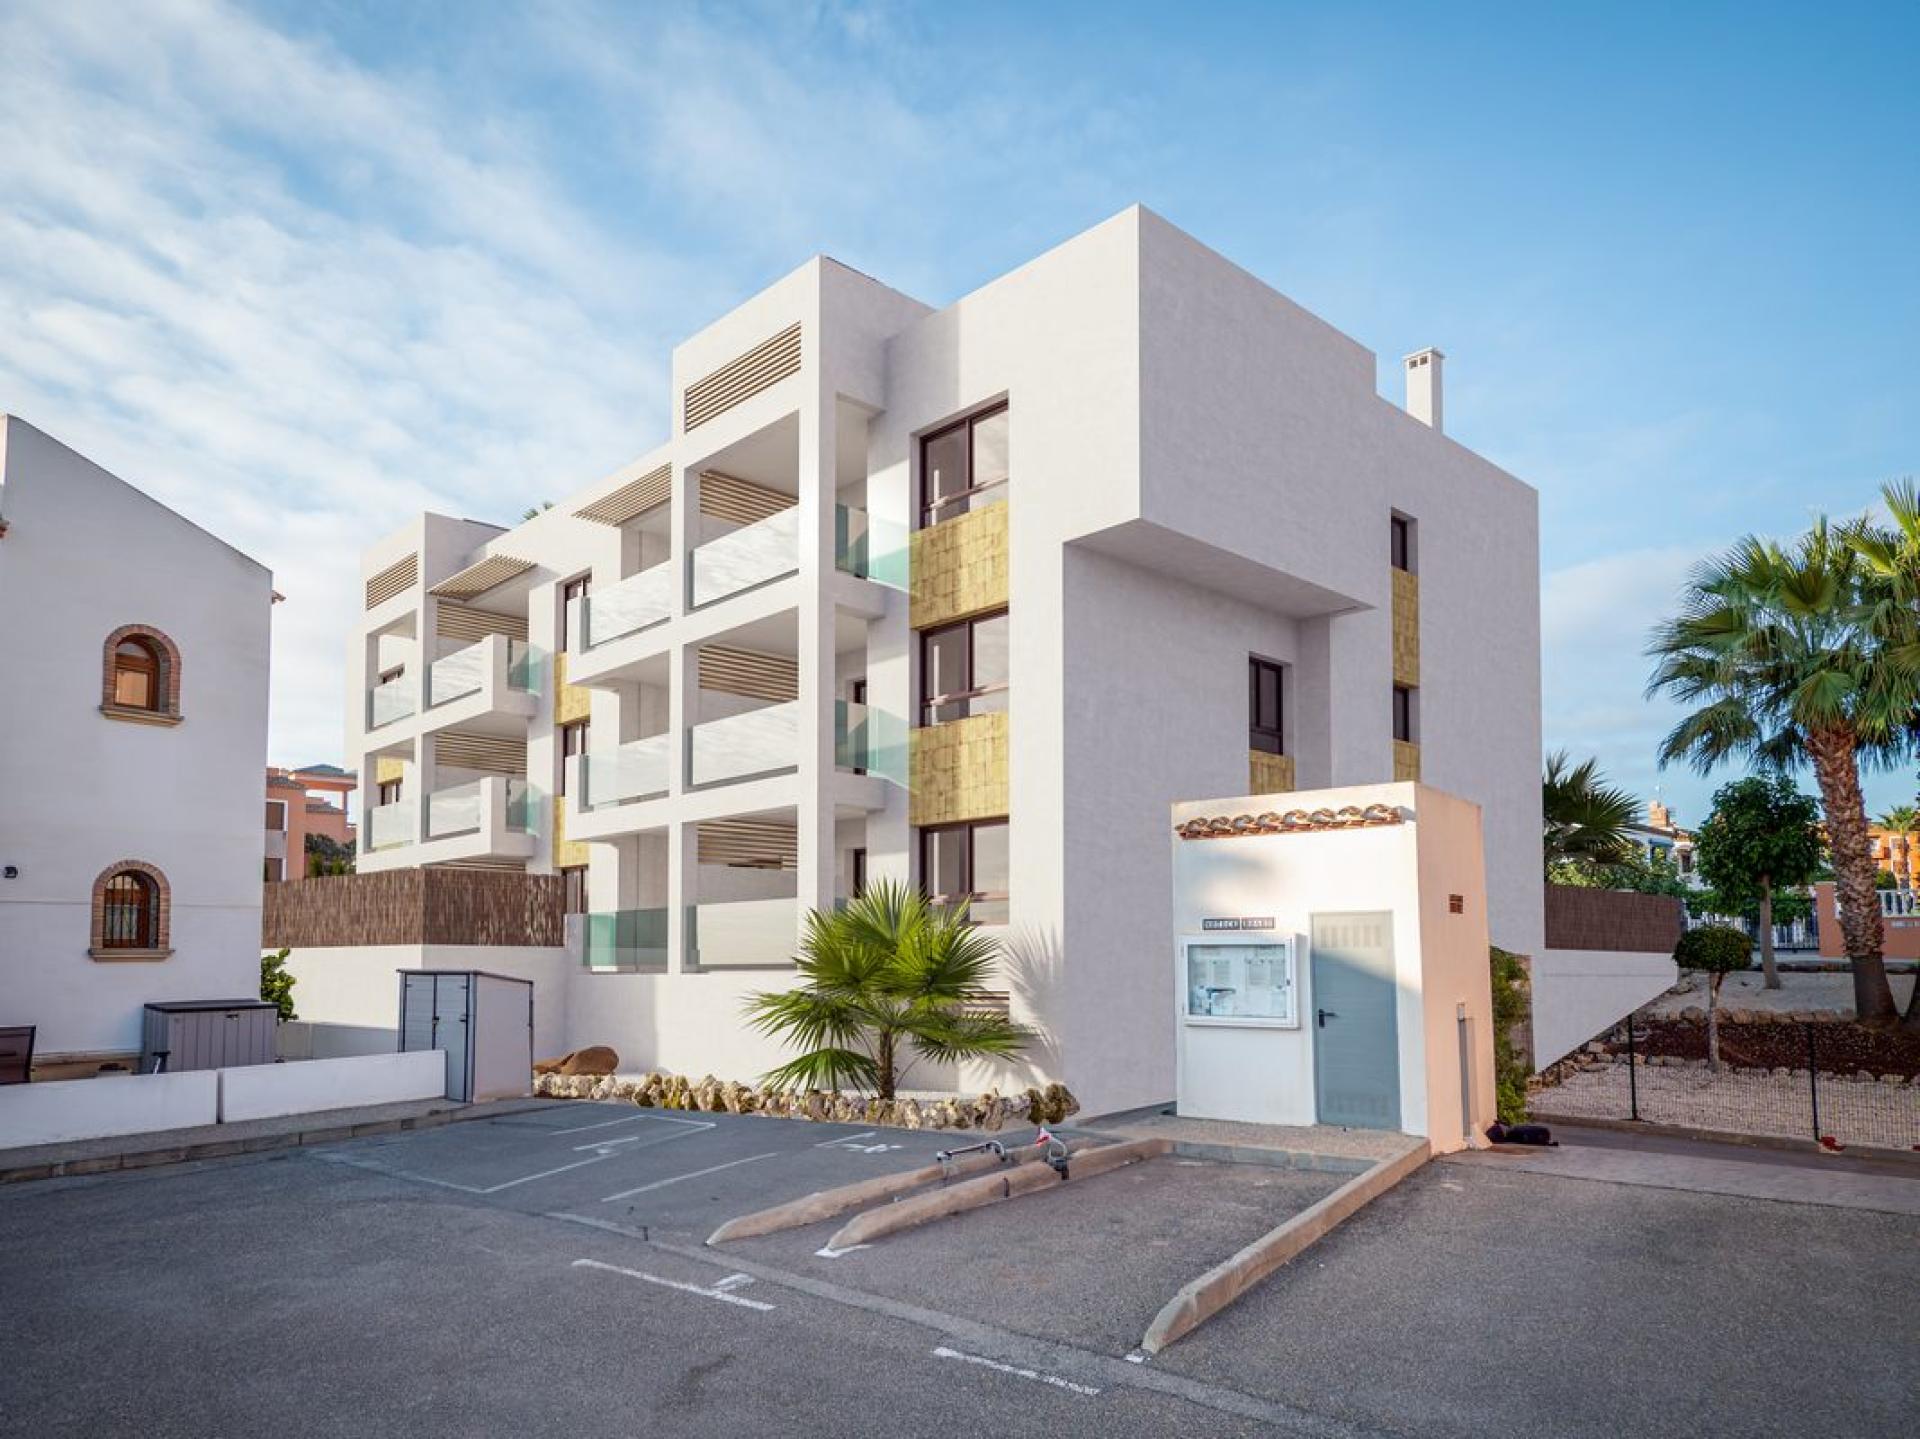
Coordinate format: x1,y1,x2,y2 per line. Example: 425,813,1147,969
1393,739,1422,782
374,755,405,785
910,503,1008,631
909,711,1009,827
1248,750,1295,796
1392,568,1420,688
552,652,592,725
552,795,589,868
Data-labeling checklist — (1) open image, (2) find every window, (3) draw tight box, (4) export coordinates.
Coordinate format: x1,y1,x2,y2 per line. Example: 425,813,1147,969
101,626,181,721
265,799,289,832
559,574,592,651
850,847,867,899
1393,684,1416,744
1390,514,1415,572
920,403,1008,526
558,719,590,797
90,861,170,956
921,820,1009,924
560,865,588,915
1249,658,1285,755
112,638,160,710
921,611,1009,724
377,779,404,807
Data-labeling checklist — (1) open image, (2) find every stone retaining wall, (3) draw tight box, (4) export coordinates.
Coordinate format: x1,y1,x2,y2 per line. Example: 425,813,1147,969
534,1069,1079,1131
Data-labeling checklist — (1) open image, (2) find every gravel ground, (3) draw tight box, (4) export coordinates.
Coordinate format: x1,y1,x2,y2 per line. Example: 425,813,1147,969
1531,1062,1919,1150
1648,970,1915,1017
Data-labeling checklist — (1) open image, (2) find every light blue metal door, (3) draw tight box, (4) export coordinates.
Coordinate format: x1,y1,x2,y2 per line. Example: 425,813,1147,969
1311,912,1400,1130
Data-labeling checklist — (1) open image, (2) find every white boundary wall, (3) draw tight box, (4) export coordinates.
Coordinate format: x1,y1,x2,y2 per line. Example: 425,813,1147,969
218,1051,445,1122
0,1070,219,1146
1531,948,1678,1068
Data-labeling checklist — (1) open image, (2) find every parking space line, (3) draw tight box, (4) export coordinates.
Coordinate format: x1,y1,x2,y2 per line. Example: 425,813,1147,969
815,1129,876,1147
931,1345,1100,1398
546,1113,656,1137
572,1124,712,1154
311,1119,712,1195
599,1152,779,1202
572,1258,774,1311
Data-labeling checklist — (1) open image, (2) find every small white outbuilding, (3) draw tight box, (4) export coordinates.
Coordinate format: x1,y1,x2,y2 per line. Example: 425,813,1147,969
1170,782,1498,1154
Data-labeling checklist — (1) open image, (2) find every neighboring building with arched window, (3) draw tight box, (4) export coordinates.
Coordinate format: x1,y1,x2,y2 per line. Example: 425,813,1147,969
0,415,274,1073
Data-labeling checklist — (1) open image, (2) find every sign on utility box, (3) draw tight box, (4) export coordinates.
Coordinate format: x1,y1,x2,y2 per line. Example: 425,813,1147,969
1170,782,1496,1154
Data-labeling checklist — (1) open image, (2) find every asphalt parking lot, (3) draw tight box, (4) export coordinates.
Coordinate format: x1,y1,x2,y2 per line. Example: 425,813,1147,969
3,1102,1915,1438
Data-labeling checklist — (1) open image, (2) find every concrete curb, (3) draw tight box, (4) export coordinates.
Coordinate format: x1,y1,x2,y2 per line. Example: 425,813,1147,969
825,1137,1170,1251
1538,1116,1920,1168
707,1137,1099,1246
0,1097,556,1185
1140,1140,1431,1354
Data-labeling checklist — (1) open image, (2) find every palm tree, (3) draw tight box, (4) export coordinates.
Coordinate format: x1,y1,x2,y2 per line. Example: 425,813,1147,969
743,880,1034,1099
1647,521,1914,1025
1876,805,1918,895
1543,751,1638,875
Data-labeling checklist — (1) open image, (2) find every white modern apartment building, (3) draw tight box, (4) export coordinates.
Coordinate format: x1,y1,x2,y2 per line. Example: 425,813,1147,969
0,416,274,1072
345,207,1540,1116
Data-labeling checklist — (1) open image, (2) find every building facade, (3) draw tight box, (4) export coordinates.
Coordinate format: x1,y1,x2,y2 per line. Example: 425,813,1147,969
265,765,357,882
0,416,274,1070
342,208,1541,1115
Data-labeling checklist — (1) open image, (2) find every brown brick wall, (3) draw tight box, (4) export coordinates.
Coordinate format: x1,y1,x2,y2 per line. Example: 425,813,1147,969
263,869,565,948
90,860,172,954
1544,884,1683,954
101,623,183,717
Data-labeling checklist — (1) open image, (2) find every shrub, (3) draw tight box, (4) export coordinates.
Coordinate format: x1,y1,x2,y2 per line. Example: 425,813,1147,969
1490,946,1530,1124
1674,924,1749,1069
261,947,298,1022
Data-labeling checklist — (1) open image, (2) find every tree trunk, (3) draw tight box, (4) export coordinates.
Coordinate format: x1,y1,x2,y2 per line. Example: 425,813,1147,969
1707,972,1722,1072
1896,835,1911,895
876,1032,896,1100
1805,727,1898,1024
1758,877,1779,989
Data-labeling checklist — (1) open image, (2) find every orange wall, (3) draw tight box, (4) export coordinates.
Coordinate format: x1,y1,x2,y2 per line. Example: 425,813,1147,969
1814,882,1920,960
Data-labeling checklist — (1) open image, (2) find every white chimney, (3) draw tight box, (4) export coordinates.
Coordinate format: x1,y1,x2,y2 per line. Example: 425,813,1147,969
1404,347,1444,433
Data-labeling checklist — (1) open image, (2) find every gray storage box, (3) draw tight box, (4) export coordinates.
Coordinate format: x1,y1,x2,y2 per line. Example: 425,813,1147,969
397,971,533,1102
142,999,278,1073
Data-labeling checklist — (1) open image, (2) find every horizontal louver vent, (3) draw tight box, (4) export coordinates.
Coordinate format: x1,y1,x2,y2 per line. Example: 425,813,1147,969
684,322,802,431
700,644,798,703
698,818,797,869
699,470,794,527
366,553,418,609
436,602,528,644
576,463,672,526
962,990,1011,1019
434,730,527,775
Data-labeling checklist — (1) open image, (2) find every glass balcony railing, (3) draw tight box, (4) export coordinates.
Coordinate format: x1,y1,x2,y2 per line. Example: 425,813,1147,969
583,908,669,970
368,800,413,851
691,505,798,608
428,641,485,707
581,734,671,809
835,700,908,785
426,780,484,838
688,897,797,969
367,672,416,729
572,565,673,651
505,777,535,833
508,640,539,691
835,504,908,588
689,701,799,787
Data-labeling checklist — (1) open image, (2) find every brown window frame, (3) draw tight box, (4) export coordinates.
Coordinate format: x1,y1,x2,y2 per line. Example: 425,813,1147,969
558,718,590,797
1393,684,1417,744
919,610,1009,726
100,870,158,950
1390,514,1415,573
112,637,162,712
560,864,589,915
919,819,1009,924
1249,657,1285,756
919,402,1008,527
376,779,404,807
559,573,592,651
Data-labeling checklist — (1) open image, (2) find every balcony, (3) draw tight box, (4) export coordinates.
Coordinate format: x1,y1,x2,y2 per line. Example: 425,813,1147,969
583,908,670,971
835,700,907,786
835,504,907,588
419,634,540,736
690,701,799,787
691,506,798,609
570,564,673,653
576,734,672,811
367,671,417,730
359,775,537,872
689,897,797,969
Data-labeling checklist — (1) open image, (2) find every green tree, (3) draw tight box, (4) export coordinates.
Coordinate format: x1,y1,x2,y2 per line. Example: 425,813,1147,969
1548,847,1692,899
305,832,355,877
1543,751,1638,876
1693,775,1824,991
743,880,1034,1099
1647,521,1913,1025
1674,925,1750,1071
261,947,298,1022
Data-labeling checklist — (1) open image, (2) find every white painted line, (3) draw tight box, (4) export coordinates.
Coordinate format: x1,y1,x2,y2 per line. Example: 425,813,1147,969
931,1345,1100,1397
573,1125,709,1153
547,1112,655,1137
1124,1352,1150,1365
600,1151,779,1202
815,1129,876,1147
711,1273,754,1292
812,1243,872,1259
572,1258,774,1312
315,1121,711,1195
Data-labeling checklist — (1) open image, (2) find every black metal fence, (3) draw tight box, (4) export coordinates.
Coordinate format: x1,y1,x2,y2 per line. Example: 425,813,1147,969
1531,1015,1919,1152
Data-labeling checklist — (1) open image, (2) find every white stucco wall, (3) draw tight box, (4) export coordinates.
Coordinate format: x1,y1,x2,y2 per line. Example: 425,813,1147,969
0,417,272,1057
1531,948,1679,1068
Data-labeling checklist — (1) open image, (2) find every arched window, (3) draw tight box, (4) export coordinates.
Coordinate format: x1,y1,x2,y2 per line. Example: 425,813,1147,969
100,870,157,948
100,625,182,723
89,860,172,959
112,637,161,711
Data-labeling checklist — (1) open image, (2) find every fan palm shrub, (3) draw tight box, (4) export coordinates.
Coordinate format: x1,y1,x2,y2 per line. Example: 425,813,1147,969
1647,520,1914,1024
743,880,1034,1099
1543,751,1638,875
1876,805,1918,894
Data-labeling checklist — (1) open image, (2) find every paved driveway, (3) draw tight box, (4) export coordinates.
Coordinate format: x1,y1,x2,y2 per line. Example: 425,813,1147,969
2,1102,1913,1438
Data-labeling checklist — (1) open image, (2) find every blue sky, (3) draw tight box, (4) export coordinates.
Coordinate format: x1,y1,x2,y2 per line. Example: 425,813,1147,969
4,1,1915,825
